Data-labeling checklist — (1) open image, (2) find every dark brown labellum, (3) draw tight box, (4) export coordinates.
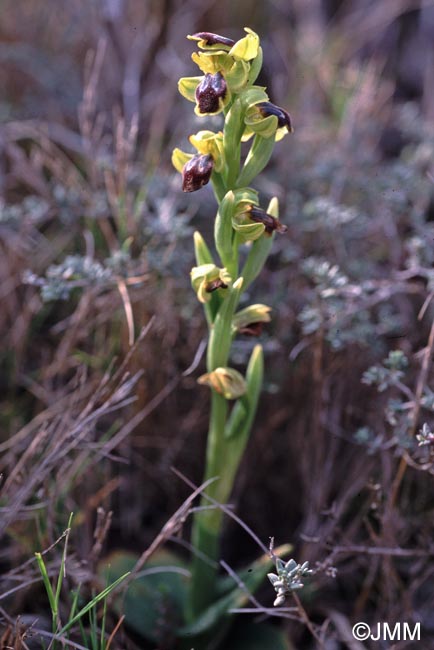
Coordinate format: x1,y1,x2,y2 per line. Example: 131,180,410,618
182,154,214,192
248,206,288,235
238,322,265,337
205,278,228,293
256,102,293,132
195,72,227,114
192,32,235,47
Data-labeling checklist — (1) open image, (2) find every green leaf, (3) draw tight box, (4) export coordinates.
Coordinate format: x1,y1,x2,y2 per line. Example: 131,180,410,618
193,232,219,323
241,235,274,288
232,220,265,243
98,550,188,643
236,135,275,187
224,396,248,440
241,197,278,290
223,100,244,187
239,86,268,110
207,278,243,370
245,113,279,139
225,60,250,92
233,187,259,204
215,191,235,268
225,344,263,441
194,231,215,266
225,620,293,650
247,47,263,85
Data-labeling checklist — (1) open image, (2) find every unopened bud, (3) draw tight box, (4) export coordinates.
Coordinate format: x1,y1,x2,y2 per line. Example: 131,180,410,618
256,102,293,132
182,154,214,192
195,72,227,114
233,303,271,336
189,32,235,48
247,206,287,235
198,367,247,400
238,322,264,336
191,264,231,303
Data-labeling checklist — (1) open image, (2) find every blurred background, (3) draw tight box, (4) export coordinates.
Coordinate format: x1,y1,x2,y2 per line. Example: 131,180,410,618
2,0,434,647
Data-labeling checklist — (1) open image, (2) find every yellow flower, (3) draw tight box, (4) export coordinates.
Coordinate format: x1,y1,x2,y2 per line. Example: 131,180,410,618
198,367,247,399
188,131,224,172
229,28,260,61
244,101,294,141
191,264,232,303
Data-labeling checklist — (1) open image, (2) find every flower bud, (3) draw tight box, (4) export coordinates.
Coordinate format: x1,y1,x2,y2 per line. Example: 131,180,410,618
188,32,235,49
198,367,247,400
243,99,293,141
191,264,232,303
256,102,293,132
182,154,214,192
195,72,228,115
247,205,287,235
238,322,265,336
233,304,271,336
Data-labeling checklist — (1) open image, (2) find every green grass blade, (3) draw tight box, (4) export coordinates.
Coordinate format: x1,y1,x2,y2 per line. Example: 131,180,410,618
35,552,56,615
58,572,130,636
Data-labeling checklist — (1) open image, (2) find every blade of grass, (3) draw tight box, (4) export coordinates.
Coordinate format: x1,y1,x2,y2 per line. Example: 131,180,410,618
58,572,130,636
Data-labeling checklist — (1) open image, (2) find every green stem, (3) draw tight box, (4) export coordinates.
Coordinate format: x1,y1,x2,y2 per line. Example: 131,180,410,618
211,173,226,203
189,262,242,623
188,390,228,619
187,89,268,623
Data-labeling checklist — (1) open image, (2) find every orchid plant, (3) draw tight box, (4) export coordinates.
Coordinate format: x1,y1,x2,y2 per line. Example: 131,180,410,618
172,27,294,620
103,28,311,649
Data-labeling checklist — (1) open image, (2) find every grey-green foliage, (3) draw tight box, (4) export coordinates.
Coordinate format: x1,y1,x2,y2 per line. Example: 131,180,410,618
420,388,434,411
276,101,434,359
0,196,50,226
20,174,195,302
357,350,434,453
24,254,122,301
298,257,392,350
302,196,362,228
353,427,384,454
267,558,313,607
362,350,408,392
